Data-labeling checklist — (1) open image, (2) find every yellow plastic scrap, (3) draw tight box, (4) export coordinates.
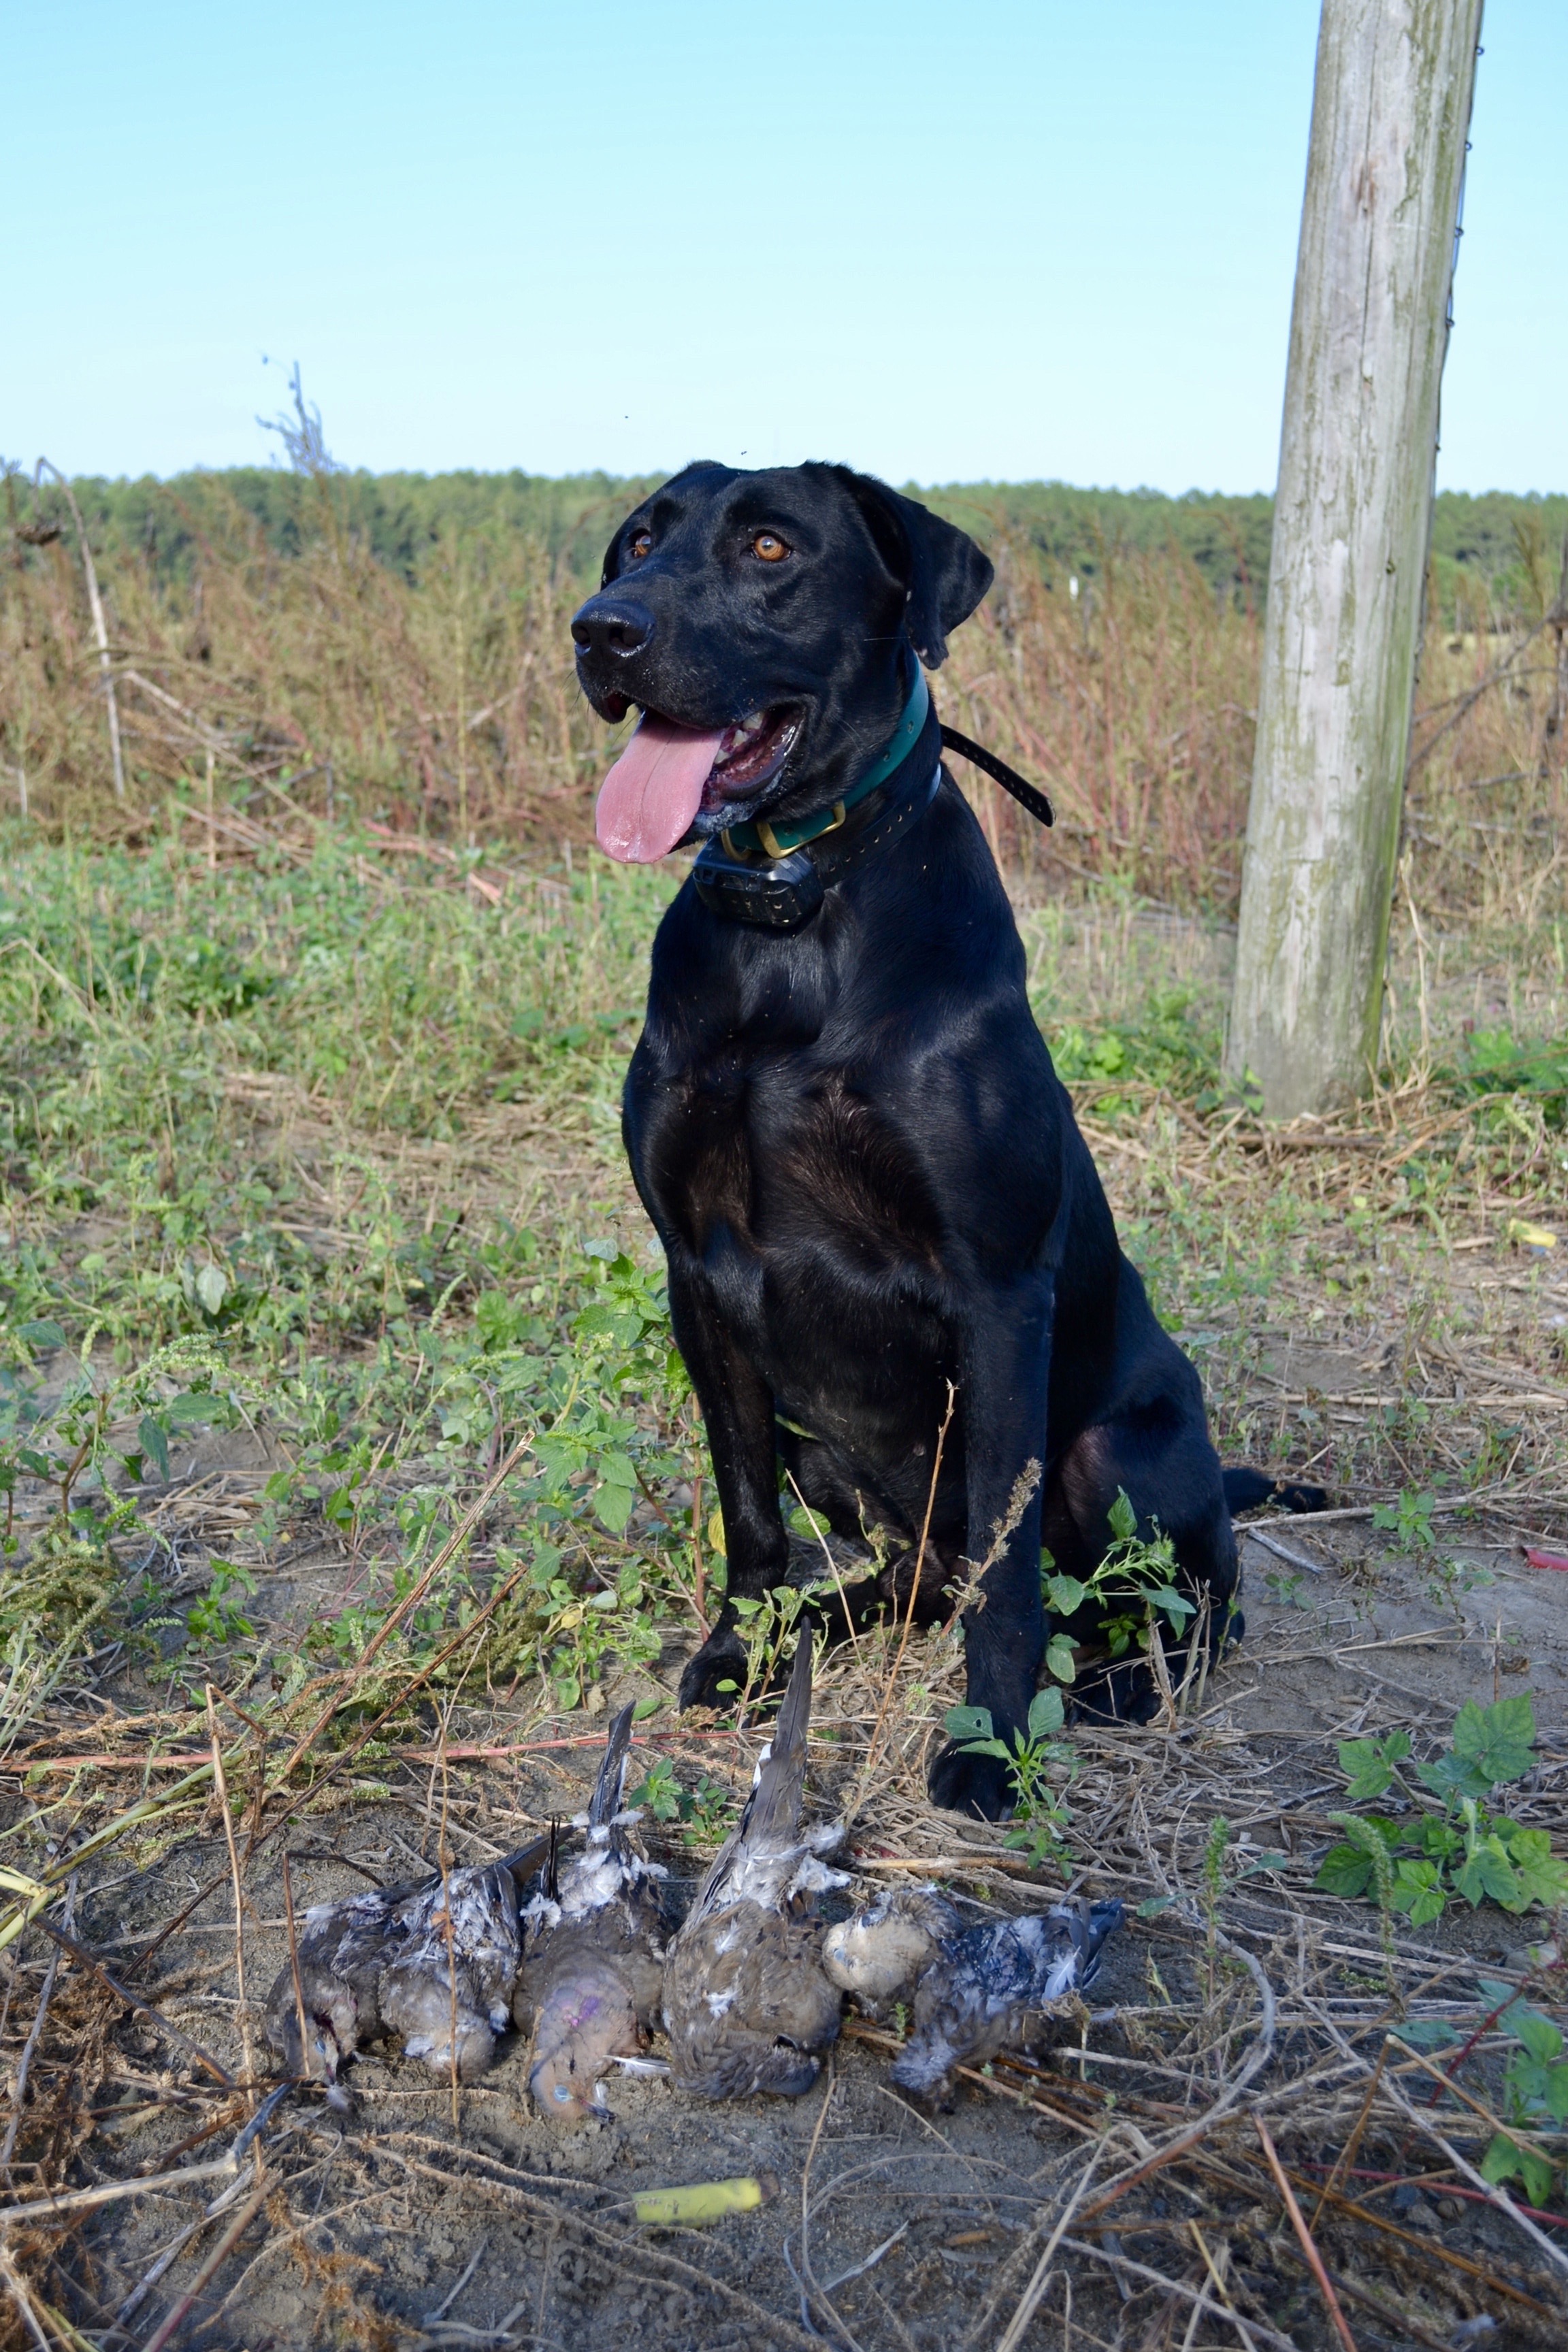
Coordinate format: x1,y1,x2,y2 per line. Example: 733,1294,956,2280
1506,1218,1558,1255
634,2173,778,2227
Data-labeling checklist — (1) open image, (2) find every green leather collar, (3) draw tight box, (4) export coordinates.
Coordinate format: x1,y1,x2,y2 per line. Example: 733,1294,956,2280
719,666,930,860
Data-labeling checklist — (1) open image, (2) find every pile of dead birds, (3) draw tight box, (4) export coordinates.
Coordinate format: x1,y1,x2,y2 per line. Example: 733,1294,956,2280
265,1639,1123,2121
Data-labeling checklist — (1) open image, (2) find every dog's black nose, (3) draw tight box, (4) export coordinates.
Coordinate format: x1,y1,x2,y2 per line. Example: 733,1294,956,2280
571,595,655,659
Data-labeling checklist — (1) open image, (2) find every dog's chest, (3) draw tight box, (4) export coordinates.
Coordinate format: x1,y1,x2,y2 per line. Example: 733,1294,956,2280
638,1048,945,1275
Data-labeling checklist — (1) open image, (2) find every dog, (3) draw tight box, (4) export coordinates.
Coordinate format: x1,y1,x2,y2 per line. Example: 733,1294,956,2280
574,461,1319,1819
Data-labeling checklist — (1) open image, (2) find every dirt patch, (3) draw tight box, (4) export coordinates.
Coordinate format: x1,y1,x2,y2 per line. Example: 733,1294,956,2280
5,1551,1567,2349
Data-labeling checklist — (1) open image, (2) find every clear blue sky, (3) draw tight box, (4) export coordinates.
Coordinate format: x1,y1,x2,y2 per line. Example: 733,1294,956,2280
3,1,1560,492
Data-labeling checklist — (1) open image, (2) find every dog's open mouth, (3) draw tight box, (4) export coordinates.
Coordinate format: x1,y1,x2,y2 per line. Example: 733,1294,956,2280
595,704,800,864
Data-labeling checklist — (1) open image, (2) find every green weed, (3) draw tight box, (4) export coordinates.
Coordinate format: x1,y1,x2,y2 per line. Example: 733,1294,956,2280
946,1687,1076,1869
1371,1489,1437,1551
1040,1489,1196,1683
1316,1697,1568,1925
1404,1979,1568,2208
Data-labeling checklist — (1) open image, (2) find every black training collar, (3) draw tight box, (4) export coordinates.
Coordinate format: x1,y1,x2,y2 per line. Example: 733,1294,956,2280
691,695,943,932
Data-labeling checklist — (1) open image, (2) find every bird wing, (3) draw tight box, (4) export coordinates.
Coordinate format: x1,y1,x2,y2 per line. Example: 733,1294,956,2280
686,1635,815,1924
590,1703,636,1828
742,1633,812,1852
496,1831,553,1892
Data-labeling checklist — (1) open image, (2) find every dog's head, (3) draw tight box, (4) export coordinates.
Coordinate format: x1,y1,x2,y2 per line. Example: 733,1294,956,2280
573,461,992,862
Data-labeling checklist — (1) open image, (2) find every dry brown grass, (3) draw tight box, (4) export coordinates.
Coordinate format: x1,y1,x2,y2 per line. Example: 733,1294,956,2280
1,472,598,842
5,473,1565,926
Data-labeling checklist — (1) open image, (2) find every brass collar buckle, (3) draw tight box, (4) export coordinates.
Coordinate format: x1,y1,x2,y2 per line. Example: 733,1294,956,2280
732,801,848,863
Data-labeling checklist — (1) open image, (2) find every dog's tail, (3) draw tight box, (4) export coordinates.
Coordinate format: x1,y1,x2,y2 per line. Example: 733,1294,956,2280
1222,1467,1328,1517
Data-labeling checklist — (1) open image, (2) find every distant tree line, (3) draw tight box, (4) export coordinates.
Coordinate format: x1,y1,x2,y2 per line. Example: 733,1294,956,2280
13,465,1565,627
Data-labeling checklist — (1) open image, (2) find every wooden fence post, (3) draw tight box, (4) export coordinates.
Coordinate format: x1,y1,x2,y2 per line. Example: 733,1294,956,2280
1224,0,1483,1115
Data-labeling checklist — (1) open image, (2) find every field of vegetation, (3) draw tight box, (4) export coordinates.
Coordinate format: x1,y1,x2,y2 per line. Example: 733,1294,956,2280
0,448,1566,2348
4,432,1565,909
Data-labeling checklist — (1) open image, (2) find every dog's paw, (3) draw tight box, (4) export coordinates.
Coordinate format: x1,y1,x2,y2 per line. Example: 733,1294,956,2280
1069,1658,1160,1727
801,1574,886,1643
677,1631,748,1714
928,1741,1014,1823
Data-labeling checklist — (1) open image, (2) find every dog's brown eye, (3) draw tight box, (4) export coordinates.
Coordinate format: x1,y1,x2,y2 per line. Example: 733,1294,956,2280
627,529,652,561
752,531,789,563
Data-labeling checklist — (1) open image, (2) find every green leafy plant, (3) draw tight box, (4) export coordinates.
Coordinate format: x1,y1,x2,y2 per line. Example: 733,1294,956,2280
1040,1490,1196,1684
1478,1984,1568,2207
185,1556,259,1649
628,1754,681,1822
1371,1488,1437,1550
1262,1565,1312,1611
728,1583,813,1709
627,1767,738,1849
1316,1698,1568,1925
945,1688,1076,1868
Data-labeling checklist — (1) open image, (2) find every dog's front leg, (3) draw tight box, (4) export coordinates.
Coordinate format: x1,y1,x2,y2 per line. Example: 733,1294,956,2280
665,1258,791,1713
927,1274,1053,1820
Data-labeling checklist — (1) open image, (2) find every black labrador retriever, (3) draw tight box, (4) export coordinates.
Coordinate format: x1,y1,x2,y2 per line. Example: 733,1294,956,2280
573,461,1317,1819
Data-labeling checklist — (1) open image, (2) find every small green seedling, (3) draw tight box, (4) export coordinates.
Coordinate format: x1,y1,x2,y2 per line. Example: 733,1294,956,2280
946,1688,1075,1869
1371,1489,1437,1551
1477,1982,1568,2208
1039,1490,1194,1683
629,1754,681,1822
185,1556,259,1649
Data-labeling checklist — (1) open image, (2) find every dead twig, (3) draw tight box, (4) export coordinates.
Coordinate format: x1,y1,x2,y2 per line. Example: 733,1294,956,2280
140,2166,272,2352
272,1436,532,1788
1254,2113,1359,2352
994,2136,1114,2352
35,459,125,798
0,1874,75,2176
0,2153,241,2230
208,1684,256,2107
28,1913,233,2087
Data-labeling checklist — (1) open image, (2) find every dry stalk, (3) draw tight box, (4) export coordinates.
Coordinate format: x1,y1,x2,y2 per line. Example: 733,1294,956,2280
0,2152,242,2231
140,2166,272,2352
0,2247,52,2352
994,2136,1113,2352
33,459,124,798
30,1913,232,2087
794,2065,863,2351
850,1382,957,1815
0,1760,218,1956
0,1874,74,2176
784,1460,864,1680
1309,2034,1388,2228
207,1684,255,2102
1187,2223,1261,2352
438,1714,461,2134
1253,2114,1360,2352
1054,2238,1296,2352
281,1853,310,2089
272,1434,531,1788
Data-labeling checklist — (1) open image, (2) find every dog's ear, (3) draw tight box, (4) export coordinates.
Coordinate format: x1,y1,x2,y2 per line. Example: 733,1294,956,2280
830,469,994,666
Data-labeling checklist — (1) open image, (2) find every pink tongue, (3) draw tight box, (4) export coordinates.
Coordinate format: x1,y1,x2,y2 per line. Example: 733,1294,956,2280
595,713,725,863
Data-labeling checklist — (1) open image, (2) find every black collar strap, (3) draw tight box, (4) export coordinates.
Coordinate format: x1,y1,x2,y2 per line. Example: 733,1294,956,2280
689,692,1054,934
691,691,943,931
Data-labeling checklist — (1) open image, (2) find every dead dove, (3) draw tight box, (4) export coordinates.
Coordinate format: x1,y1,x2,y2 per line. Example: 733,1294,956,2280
821,1882,964,2016
661,1637,848,2100
888,1897,1124,2106
514,1701,668,2122
265,1875,428,2087
264,1836,548,2087
377,1857,525,2080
